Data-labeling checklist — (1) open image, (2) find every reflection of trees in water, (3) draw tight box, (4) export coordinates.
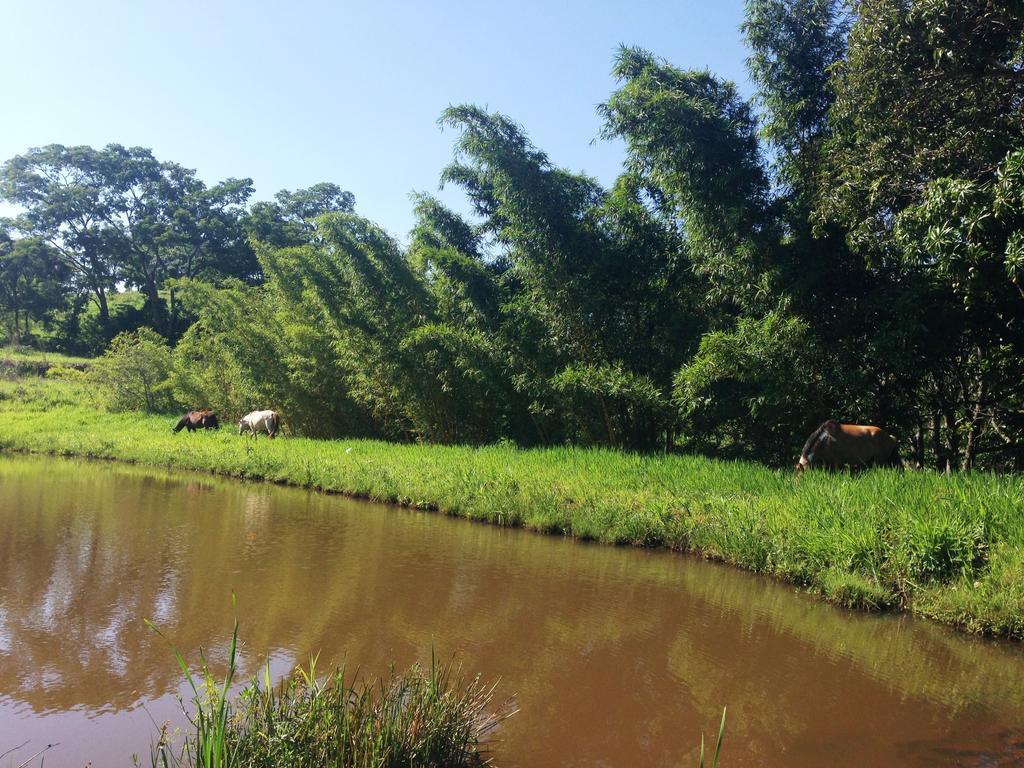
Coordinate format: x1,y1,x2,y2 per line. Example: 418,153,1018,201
663,559,1024,765
0,463,225,711
666,557,1024,719
0,456,1022,766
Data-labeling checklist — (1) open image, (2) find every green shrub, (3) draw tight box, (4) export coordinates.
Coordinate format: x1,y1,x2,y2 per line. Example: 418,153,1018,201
171,324,257,420
673,312,835,464
90,328,176,412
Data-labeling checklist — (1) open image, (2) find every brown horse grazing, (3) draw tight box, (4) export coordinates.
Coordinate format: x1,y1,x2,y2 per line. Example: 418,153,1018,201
796,420,900,473
172,410,220,433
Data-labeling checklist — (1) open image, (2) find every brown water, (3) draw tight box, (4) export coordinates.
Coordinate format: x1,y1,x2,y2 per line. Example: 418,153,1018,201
1,456,1023,767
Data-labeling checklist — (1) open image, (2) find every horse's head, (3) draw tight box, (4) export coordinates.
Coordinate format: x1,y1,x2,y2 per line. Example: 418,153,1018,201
238,419,246,435
797,422,837,474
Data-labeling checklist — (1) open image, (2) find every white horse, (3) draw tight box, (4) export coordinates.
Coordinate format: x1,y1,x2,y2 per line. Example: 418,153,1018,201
238,409,281,439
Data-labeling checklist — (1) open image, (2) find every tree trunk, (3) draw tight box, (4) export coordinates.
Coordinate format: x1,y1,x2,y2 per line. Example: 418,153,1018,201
146,278,162,333
962,416,983,471
96,287,111,338
943,408,959,474
168,285,177,340
528,411,548,444
961,381,986,471
598,394,616,447
932,411,944,471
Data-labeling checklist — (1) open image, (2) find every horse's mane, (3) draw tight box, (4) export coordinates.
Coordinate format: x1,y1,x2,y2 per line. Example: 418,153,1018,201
801,420,840,458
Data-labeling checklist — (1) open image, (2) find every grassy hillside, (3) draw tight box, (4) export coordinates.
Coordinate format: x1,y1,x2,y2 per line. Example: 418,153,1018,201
0,376,1021,638
0,346,92,376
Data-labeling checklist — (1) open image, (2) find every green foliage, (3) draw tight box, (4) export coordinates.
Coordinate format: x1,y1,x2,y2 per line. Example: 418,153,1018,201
147,606,503,768
243,182,356,248
894,150,1024,312
819,569,893,610
601,47,776,311
0,144,255,339
674,312,829,463
439,105,628,361
551,363,669,449
147,607,239,768
434,106,697,446
90,328,176,412
742,0,849,194
171,323,258,421
816,0,1024,470
821,0,1024,244
697,708,727,768
259,214,425,437
399,324,511,444
3,0,1023,468
0,230,70,345
901,510,987,584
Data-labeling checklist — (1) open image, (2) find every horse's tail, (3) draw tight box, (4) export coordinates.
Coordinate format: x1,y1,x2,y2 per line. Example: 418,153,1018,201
268,411,280,438
172,414,188,433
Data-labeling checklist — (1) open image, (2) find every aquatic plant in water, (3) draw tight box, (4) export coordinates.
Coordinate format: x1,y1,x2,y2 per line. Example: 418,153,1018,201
143,609,511,768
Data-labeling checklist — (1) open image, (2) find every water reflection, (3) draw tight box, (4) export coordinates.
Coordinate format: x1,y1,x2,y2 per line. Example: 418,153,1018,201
0,456,1022,767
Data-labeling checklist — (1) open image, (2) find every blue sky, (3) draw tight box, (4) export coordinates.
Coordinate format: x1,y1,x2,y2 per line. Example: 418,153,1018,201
1,0,753,240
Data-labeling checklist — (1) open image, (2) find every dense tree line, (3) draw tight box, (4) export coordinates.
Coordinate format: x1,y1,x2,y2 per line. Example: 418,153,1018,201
2,0,1022,470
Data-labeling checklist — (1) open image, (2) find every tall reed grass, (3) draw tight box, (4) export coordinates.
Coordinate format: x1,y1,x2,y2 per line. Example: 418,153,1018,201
144,612,508,768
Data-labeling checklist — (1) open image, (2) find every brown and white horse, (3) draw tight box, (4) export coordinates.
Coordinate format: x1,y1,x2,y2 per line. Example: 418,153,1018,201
796,420,900,473
172,410,220,433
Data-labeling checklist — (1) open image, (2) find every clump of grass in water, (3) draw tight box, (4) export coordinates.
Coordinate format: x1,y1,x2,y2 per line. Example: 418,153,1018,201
144,611,511,768
144,609,240,768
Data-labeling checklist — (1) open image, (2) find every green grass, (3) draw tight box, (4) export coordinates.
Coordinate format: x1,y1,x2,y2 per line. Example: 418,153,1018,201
2,376,1023,639
698,708,727,768
144,611,507,768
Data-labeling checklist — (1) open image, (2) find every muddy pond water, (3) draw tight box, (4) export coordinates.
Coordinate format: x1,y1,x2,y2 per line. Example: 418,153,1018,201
0,454,1023,767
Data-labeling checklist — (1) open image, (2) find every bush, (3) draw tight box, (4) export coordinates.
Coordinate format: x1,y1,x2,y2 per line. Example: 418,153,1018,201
90,328,176,412
673,312,833,464
171,324,258,420
551,363,670,449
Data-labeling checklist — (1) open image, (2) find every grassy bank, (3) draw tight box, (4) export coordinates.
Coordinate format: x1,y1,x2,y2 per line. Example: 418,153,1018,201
1,376,1022,638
